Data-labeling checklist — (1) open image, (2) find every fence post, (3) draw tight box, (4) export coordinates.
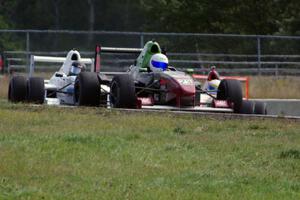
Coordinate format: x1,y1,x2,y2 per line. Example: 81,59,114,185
140,33,144,48
256,36,262,75
29,55,34,77
26,31,30,75
275,64,278,78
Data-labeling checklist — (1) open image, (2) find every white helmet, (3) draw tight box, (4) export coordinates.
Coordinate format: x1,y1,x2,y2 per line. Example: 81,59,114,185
70,62,83,75
149,53,168,72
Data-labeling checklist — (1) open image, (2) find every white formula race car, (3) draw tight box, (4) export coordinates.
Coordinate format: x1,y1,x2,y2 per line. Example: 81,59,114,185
8,49,103,106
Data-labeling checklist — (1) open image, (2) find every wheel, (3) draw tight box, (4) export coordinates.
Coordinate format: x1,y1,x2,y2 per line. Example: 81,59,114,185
8,76,27,102
254,101,267,115
74,72,100,106
240,100,255,114
110,74,137,108
217,79,243,113
27,77,45,104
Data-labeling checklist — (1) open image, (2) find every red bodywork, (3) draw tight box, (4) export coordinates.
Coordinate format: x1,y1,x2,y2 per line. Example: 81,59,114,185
94,46,101,72
165,74,195,107
137,71,196,108
136,71,234,110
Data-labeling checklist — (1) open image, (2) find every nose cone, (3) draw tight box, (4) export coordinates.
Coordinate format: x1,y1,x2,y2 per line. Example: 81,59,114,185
166,73,195,96
176,78,196,95
170,75,196,107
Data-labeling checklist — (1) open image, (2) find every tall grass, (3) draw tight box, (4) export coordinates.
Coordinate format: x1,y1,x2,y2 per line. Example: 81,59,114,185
249,76,300,99
0,102,299,199
0,75,9,99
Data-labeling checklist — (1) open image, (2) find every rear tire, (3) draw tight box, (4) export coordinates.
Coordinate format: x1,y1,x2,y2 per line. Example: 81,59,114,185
74,72,100,106
110,74,136,108
254,101,267,115
8,76,27,102
27,77,45,104
217,79,243,113
240,100,255,114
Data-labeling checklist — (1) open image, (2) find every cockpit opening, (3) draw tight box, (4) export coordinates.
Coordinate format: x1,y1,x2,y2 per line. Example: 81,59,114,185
71,53,78,61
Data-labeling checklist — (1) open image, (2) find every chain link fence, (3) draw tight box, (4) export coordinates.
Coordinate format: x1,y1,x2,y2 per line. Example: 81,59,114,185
1,29,300,76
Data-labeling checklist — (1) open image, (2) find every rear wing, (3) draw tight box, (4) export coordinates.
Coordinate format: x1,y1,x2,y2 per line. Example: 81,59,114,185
29,55,93,77
94,45,142,72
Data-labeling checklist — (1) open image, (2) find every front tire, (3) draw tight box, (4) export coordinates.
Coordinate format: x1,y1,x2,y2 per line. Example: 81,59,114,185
27,77,45,104
217,79,243,113
240,100,255,114
74,72,101,106
110,74,136,108
8,76,27,102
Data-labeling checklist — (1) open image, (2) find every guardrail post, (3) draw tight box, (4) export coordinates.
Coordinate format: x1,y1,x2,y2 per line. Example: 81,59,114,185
256,36,261,75
29,55,34,77
26,32,30,75
275,64,278,77
140,34,144,48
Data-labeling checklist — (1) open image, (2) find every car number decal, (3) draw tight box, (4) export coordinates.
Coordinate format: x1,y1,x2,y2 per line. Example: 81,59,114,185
177,79,193,85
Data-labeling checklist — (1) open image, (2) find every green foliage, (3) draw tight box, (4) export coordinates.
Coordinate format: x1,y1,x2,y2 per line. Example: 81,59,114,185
0,16,9,29
0,0,299,35
0,34,23,51
0,1,24,51
143,0,284,34
1,0,300,52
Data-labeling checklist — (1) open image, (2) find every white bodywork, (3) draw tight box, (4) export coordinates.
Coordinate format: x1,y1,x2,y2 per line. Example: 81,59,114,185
59,50,81,75
30,50,94,105
200,79,221,105
142,105,232,112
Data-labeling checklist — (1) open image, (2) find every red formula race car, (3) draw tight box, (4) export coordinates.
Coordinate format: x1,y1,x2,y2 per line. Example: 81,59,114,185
94,41,266,114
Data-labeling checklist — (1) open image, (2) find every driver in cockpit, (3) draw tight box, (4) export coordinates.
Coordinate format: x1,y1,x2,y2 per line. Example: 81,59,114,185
69,61,86,76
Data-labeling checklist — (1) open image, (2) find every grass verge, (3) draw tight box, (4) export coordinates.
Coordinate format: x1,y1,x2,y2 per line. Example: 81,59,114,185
249,76,300,99
0,101,299,199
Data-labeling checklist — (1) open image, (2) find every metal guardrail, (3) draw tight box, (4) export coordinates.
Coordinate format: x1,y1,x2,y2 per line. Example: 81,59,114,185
1,29,300,75
2,29,300,39
5,58,300,77
4,50,300,76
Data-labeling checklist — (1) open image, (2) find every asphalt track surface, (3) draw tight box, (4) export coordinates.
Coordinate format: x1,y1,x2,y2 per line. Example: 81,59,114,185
2,97,299,121
42,102,300,121
115,107,300,121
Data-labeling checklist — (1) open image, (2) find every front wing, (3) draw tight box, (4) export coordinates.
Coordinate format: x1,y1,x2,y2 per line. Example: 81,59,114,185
142,105,233,113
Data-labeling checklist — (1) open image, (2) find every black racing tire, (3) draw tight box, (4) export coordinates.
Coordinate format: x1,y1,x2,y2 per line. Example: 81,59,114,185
8,76,27,102
110,74,137,108
217,79,243,113
27,77,45,104
254,101,267,115
240,100,255,114
74,72,100,106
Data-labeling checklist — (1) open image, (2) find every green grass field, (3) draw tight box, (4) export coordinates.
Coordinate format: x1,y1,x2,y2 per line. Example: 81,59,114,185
0,101,299,199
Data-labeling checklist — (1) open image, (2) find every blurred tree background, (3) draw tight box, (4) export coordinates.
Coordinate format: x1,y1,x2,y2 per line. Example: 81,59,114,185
1,0,300,54
0,0,300,35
